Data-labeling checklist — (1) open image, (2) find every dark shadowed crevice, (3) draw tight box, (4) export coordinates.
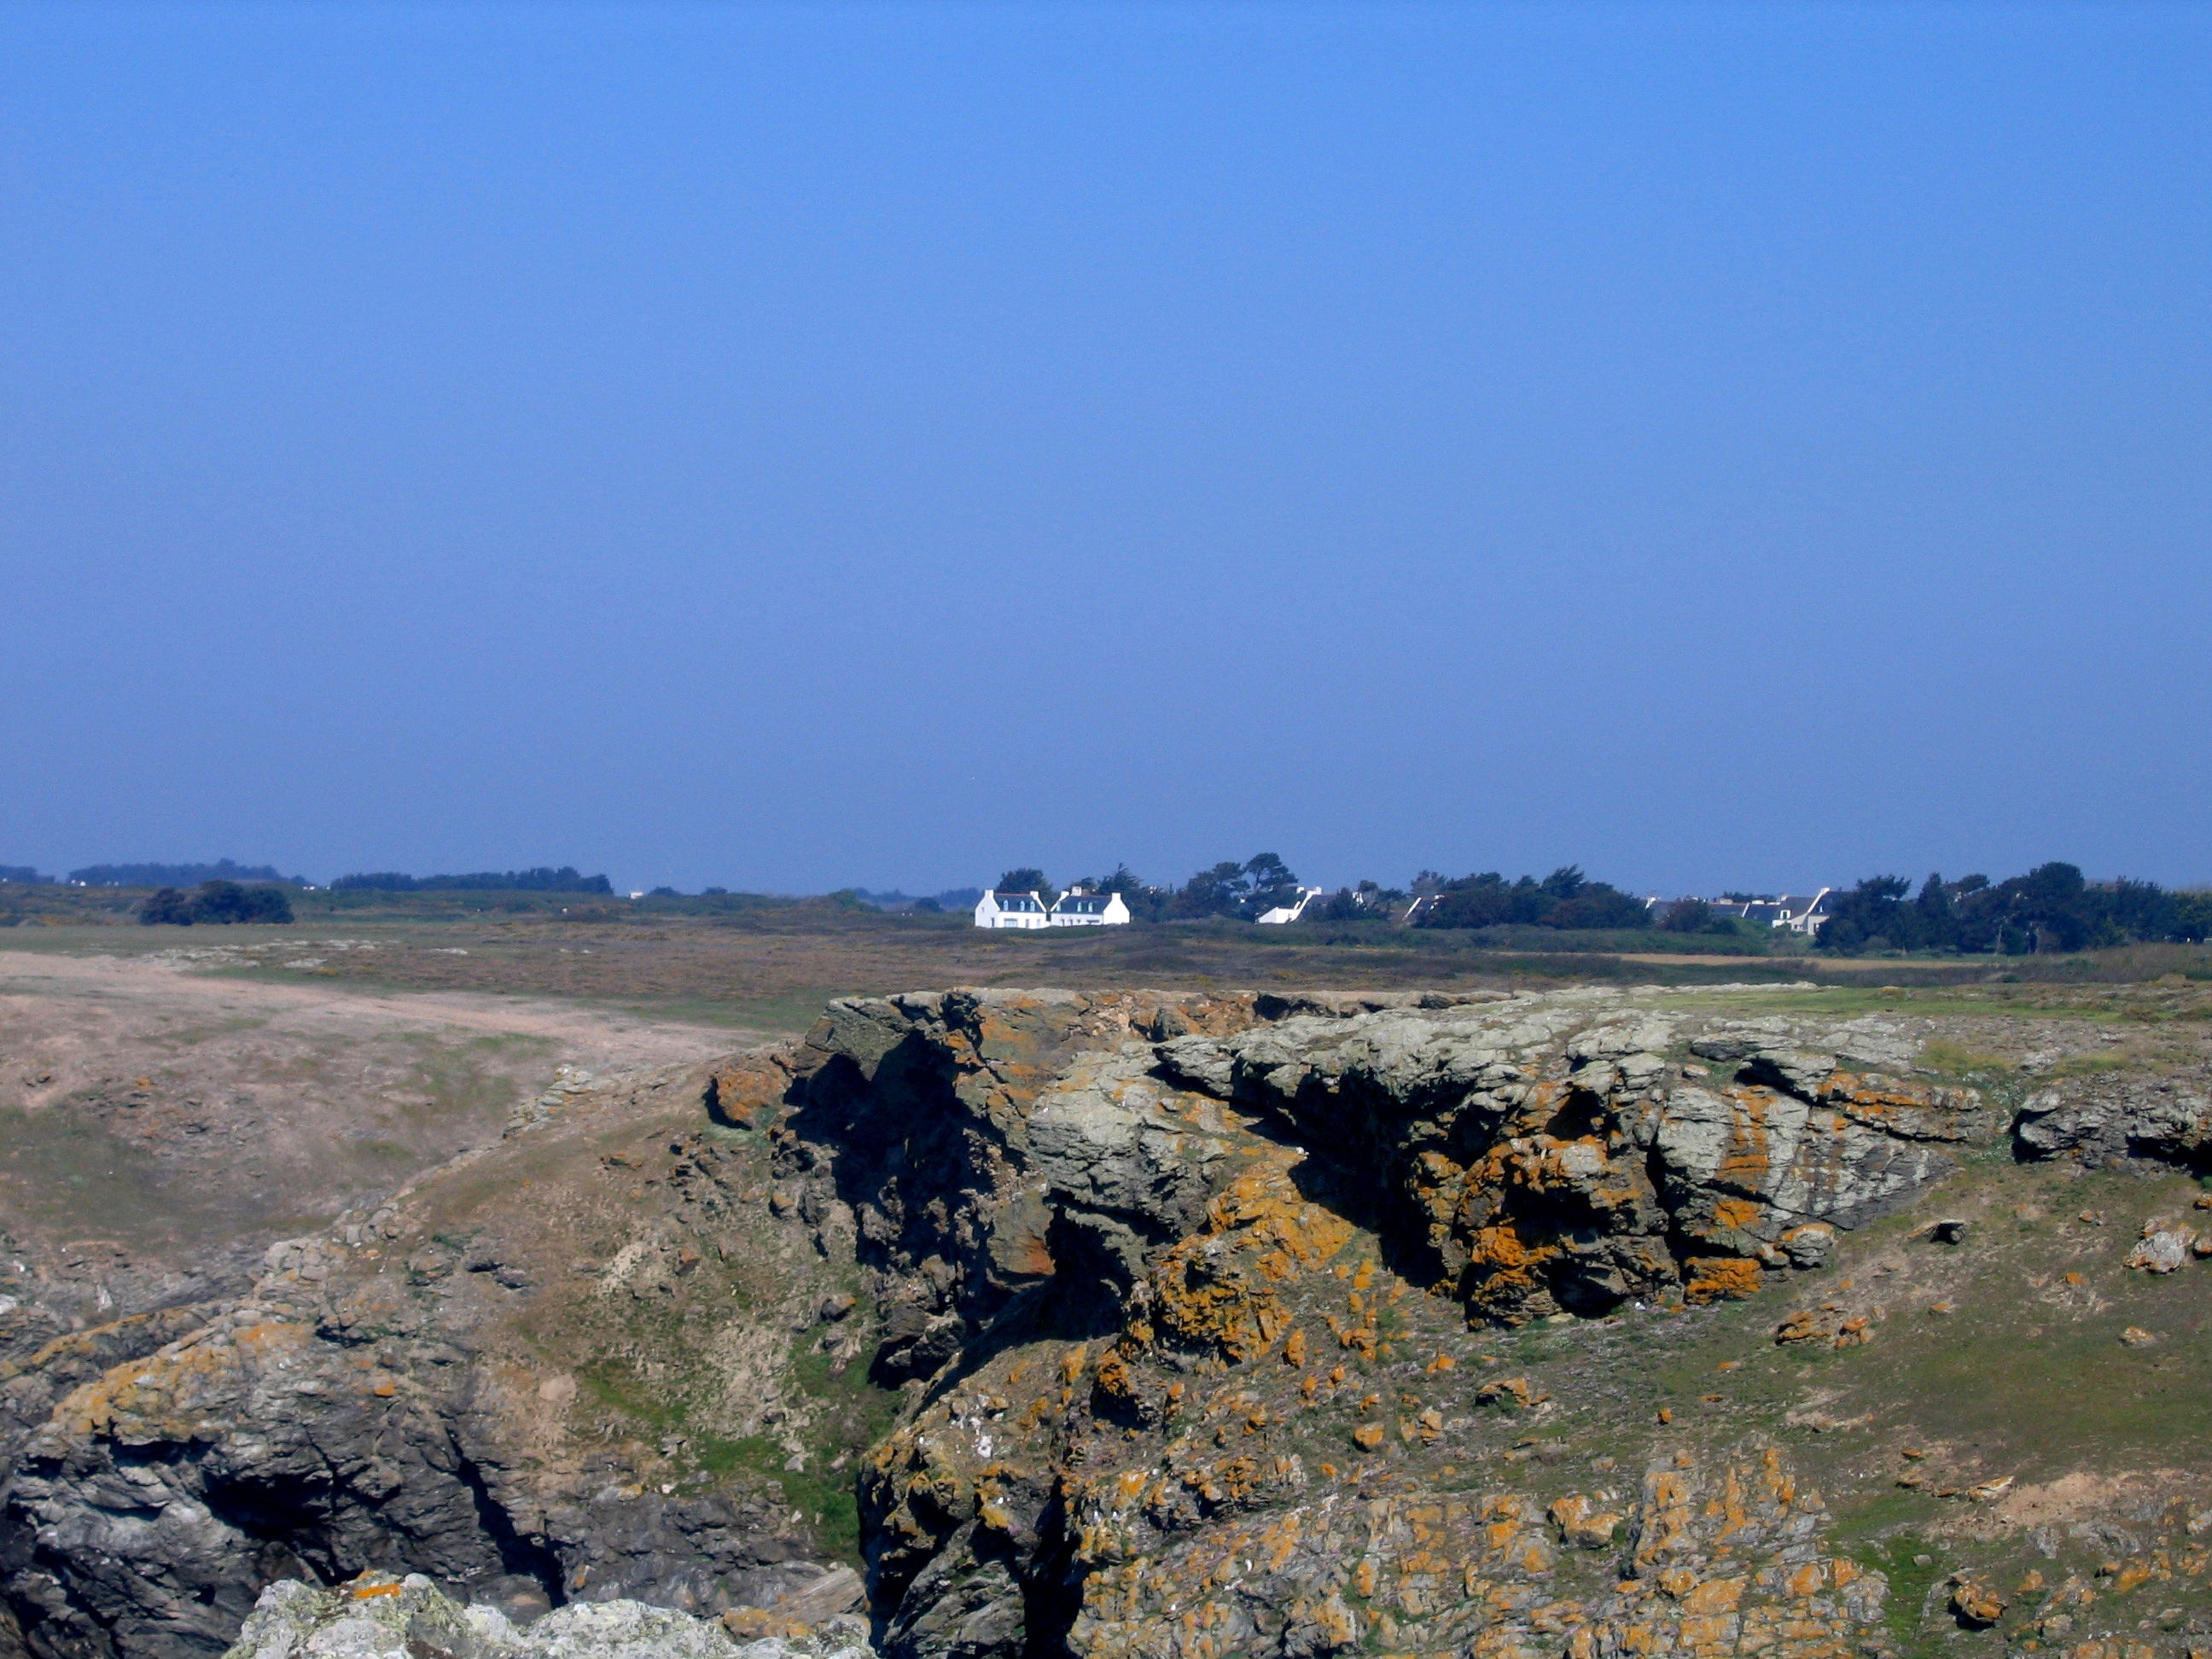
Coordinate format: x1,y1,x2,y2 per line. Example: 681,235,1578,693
1016,1489,1081,1659
451,1450,567,1610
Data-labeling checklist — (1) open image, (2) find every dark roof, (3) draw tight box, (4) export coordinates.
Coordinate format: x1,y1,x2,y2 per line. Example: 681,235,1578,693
1055,894,1111,912
989,892,1043,910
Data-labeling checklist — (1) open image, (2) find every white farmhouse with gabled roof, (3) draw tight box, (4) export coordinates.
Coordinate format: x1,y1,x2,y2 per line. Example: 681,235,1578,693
1049,886,1132,927
974,890,1051,929
1254,887,1324,925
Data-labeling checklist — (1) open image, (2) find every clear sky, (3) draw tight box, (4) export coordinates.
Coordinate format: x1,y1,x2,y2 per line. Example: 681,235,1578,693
3,3,2206,896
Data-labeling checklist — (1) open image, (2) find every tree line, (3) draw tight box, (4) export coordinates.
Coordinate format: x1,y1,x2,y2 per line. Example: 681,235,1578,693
329,866,614,894
72,859,301,887
1407,865,1651,930
994,856,1307,923
984,855,2211,951
990,857,1660,930
1816,864,2212,955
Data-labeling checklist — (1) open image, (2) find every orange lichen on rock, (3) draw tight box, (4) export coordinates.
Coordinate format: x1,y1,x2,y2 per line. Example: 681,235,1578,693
1148,1156,1352,1363
1683,1257,1763,1305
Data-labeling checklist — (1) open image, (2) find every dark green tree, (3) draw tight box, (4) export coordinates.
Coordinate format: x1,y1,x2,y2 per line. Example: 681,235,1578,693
1815,876,1910,953
138,888,196,926
1082,864,1171,923
1540,865,1587,901
140,881,292,925
1237,853,1301,920
1172,861,1248,918
1417,867,1650,931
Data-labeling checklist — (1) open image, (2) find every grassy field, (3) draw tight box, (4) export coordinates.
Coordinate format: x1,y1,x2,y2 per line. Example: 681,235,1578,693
6,885,2209,1034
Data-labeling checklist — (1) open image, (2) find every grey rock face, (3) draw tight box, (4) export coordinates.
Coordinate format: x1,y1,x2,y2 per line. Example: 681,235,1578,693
1139,999,1984,1323
2016,1080,2212,1166
2,1062,850,1659
218,1575,872,1659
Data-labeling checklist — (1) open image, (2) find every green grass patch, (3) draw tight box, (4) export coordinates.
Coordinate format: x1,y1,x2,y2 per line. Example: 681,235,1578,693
692,1433,870,1564
568,1303,898,1569
2045,1053,2134,1079
1918,1039,2016,1081
1856,1533,1949,1659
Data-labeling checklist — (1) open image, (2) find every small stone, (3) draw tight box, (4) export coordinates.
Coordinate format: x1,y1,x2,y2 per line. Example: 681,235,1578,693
1476,1377,1540,1409
1951,1578,2005,1627
2121,1326,2159,1347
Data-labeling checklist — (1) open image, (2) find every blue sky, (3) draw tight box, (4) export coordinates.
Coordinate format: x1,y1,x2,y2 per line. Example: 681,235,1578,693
3,3,2206,894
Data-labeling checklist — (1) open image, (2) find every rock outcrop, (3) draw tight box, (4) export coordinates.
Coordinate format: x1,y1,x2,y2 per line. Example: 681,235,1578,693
10,981,2212,1659
785,990,1978,1656
1,1062,859,1659
217,1572,870,1659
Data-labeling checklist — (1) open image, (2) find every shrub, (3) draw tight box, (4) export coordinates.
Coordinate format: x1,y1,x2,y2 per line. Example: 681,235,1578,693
138,888,198,926
138,881,294,926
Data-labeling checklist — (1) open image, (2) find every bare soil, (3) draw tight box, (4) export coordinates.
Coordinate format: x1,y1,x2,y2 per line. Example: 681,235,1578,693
0,943,746,1326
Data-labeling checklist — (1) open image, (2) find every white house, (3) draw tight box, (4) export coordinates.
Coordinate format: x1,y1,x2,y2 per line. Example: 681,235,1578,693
1670,888,1837,934
1769,889,1835,934
1049,887,1132,927
1254,886,1325,925
973,890,1051,929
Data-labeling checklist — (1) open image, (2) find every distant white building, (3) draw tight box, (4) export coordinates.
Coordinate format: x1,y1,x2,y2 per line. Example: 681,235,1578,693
1049,887,1132,927
1767,889,1836,934
1254,886,1325,925
1669,888,1837,935
973,890,1051,929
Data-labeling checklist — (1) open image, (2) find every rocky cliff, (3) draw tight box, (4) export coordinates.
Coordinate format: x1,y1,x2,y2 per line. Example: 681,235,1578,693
8,982,2212,1659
